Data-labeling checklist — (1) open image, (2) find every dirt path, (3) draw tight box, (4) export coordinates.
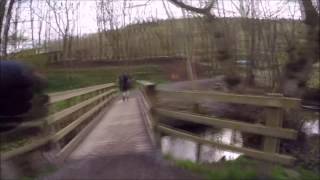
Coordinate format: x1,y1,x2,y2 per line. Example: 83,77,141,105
42,96,200,180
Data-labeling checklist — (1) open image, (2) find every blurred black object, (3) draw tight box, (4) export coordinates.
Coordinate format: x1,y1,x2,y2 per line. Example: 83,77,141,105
0,60,48,132
301,88,320,111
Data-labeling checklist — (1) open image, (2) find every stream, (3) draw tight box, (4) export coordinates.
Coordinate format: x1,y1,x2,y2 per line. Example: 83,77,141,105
161,119,319,163
159,79,319,163
161,128,243,163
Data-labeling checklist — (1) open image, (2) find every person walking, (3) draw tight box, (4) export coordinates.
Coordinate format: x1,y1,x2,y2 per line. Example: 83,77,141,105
118,73,130,101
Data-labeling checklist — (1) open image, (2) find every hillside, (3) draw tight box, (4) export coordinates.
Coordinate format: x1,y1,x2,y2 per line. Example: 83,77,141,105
13,17,316,90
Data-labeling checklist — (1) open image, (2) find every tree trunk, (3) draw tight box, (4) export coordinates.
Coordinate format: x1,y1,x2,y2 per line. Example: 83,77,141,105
246,18,256,85
2,0,15,58
62,35,68,60
0,0,7,54
281,0,319,97
13,1,21,51
30,0,35,48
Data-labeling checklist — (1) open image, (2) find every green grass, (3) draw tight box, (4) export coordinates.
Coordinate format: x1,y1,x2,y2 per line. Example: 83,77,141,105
165,155,320,180
271,165,320,180
12,52,50,69
49,92,94,114
45,65,168,93
298,168,320,180
167,156,257,180
0,137,31,152
272,166,292,180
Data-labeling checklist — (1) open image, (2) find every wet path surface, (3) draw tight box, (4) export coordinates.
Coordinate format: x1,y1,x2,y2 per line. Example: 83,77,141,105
43,96,200,180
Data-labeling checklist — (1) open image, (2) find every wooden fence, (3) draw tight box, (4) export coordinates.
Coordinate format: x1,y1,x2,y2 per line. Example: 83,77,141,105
1,83,118,161
137,80,301,165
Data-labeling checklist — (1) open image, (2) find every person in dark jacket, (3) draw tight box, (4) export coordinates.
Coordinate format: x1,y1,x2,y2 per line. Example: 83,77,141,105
0,60,48,132
118,73,130,101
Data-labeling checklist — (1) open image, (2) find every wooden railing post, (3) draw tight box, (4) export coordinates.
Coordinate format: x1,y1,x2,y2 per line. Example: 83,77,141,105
192,103,200,114
145,84,162,149
192,103,201,162
145,84,156,107
195,143,202,163
263,107,284,153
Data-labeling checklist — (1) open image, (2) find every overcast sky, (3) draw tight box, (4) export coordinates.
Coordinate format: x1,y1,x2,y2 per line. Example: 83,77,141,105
10,0,308,51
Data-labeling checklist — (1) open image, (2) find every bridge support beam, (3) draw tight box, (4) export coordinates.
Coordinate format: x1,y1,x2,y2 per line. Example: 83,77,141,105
263,108,284,153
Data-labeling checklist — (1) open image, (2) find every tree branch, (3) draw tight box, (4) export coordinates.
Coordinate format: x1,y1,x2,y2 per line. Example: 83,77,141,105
168,0,214,17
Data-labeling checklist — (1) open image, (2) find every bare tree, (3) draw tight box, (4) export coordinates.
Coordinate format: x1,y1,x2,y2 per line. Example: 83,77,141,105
281,0,319,96
96,0,122,60
96,0,105,59
162,0,173,18
169,0,319,94
169,0,214,17
0,0,7,54
11,0,18,51
169,1,243,85
1,0,15,58
46,0,79,60
29,0,35,48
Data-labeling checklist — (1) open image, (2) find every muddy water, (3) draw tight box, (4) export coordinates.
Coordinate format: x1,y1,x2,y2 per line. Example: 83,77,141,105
159,80,319,162
161,119,319,163
161,128,243,163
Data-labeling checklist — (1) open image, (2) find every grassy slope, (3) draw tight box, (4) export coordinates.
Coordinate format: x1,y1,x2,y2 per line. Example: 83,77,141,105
17,17,318,90
165,155,320,180
45,65,168,93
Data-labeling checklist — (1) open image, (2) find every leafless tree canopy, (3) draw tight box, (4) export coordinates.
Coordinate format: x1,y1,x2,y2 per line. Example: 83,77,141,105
1,0,319,95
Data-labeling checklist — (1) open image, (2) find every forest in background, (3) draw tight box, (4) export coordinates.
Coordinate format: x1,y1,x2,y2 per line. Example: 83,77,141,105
11,16,320,91
1,0,319,96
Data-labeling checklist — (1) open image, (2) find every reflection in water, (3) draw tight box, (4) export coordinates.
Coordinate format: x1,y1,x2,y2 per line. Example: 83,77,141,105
161,128,243,163
162,137,197,161
303,120,319,135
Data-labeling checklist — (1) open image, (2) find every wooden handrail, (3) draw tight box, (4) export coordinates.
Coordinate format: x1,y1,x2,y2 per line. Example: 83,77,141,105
2,86,116,129
47,89,116,125
155,89,301,108
49,83,115,104
137,90,156,146
1,84,118,161
1,137,51,161
48,84,108,98
137,80,301,165
158,125,296,165
52,95,114,142
136,80,155,87
56,97,115,161
154,108,297,140
1,94,116,161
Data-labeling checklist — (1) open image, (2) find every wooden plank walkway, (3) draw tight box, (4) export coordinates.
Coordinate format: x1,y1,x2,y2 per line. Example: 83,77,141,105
43,96,200,180
70,98,153,159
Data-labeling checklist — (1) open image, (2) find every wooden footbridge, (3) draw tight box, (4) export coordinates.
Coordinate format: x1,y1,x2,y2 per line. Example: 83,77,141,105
0,81,302,179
